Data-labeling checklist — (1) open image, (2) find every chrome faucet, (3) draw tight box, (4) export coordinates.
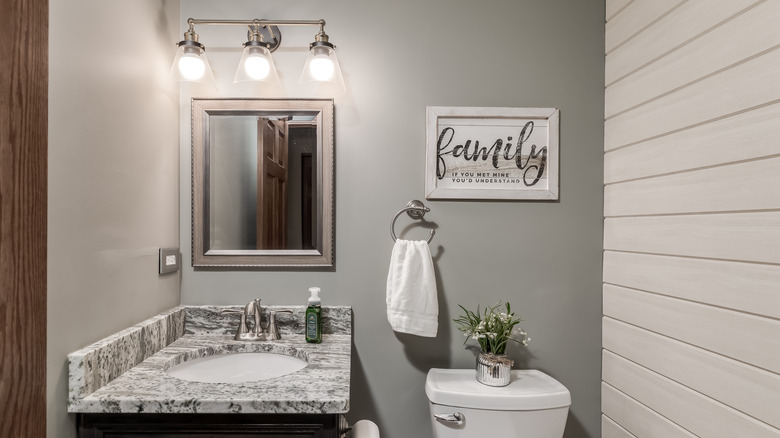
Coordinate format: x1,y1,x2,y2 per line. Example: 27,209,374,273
221,299,267,341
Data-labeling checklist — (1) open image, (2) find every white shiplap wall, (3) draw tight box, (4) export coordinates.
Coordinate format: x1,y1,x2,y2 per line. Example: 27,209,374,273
603,1,780,437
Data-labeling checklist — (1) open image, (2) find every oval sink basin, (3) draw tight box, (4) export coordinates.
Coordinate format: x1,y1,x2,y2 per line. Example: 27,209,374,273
167,353,308,384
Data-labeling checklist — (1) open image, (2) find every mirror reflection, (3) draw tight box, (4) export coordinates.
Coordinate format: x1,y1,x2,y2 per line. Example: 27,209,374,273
192,99,334,268
208,114,318,251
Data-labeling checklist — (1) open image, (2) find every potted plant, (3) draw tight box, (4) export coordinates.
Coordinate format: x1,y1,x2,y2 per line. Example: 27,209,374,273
454,302,529,386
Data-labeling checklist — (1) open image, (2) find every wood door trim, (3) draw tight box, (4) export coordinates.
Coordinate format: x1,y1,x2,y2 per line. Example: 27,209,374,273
0,0,48,435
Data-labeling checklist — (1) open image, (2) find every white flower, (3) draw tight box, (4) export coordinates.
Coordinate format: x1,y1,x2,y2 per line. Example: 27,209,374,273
454,301,529,354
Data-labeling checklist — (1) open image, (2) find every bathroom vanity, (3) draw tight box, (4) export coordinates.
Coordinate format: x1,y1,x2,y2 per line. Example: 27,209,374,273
77,413,342,436
68,305,351,437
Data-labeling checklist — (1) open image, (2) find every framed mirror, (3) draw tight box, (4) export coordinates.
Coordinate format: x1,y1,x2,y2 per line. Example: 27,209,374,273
192,98,334,268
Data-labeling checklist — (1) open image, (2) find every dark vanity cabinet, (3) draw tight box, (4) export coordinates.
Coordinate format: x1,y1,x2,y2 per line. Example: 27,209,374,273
78,413,341,437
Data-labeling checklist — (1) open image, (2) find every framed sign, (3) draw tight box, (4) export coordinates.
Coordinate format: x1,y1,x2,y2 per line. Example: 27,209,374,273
425,106,559,200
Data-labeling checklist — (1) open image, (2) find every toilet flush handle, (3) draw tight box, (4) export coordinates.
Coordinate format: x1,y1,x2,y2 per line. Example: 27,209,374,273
434,412,464,425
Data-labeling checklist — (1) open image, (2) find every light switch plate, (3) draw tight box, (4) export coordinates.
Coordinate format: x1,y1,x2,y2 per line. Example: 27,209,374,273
159,248,180,275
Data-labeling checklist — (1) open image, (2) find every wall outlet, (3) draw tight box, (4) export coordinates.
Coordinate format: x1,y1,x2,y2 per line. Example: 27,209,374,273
158,248,180,275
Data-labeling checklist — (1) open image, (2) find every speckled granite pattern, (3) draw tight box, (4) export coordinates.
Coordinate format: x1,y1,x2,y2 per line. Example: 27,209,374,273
68,306,351,415
68,306,186,404
186,305,352,336
69,334,351,414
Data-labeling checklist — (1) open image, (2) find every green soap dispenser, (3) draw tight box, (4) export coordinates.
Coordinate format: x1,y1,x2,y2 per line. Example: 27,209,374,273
305,287,322,343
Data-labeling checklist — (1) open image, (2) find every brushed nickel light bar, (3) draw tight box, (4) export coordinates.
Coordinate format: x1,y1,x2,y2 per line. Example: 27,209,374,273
170,17,345,95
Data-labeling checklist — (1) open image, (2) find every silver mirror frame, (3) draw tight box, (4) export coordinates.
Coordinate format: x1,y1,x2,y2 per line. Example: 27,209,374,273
191,98,334,269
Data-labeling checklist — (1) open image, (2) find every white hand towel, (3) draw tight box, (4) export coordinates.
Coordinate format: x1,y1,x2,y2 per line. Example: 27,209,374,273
386,239,438,337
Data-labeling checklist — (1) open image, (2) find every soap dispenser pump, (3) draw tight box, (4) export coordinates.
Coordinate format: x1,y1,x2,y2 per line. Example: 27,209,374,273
305,287,322,343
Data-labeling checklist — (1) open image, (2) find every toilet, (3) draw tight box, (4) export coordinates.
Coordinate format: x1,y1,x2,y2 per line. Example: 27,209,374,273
425,368,571,437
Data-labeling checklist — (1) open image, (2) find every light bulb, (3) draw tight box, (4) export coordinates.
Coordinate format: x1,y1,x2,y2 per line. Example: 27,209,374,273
178,52,205,80
244,55,271,80
309,54,334,81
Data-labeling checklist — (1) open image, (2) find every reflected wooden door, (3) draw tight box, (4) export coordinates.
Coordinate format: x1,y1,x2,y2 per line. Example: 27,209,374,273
257,118,288,249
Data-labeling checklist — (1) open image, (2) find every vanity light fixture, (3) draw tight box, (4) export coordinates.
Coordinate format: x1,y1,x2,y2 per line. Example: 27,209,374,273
171,18,345,95
233,22,280,85
170,24,215,84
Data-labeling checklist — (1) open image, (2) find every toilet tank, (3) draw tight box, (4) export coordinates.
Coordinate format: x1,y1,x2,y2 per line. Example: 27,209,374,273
425,369,571,438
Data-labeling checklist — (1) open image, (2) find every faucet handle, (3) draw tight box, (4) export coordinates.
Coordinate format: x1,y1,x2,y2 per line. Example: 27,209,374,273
266,310,293,340
220,308,249,340
248,299,265,336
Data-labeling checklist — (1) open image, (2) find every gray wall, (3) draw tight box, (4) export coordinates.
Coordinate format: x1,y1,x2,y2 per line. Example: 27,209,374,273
209,116,258,249
180,1,604,437
48,1,181,436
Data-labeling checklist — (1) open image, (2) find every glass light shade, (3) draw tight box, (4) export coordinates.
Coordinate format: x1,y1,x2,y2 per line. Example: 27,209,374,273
170,42,216,84
299,43,345,96
234,43,280,85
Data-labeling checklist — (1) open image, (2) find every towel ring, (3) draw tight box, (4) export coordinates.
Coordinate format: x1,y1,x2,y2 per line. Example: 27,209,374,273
390,200,435,244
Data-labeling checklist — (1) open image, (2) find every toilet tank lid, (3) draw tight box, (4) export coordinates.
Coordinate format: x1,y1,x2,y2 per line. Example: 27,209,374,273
425,368,571,411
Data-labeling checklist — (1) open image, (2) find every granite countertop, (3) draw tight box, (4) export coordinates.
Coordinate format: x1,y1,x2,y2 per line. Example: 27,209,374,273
68,306,352,415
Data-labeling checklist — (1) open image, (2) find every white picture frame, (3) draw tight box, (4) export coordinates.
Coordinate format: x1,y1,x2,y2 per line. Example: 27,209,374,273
425,106,559,200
